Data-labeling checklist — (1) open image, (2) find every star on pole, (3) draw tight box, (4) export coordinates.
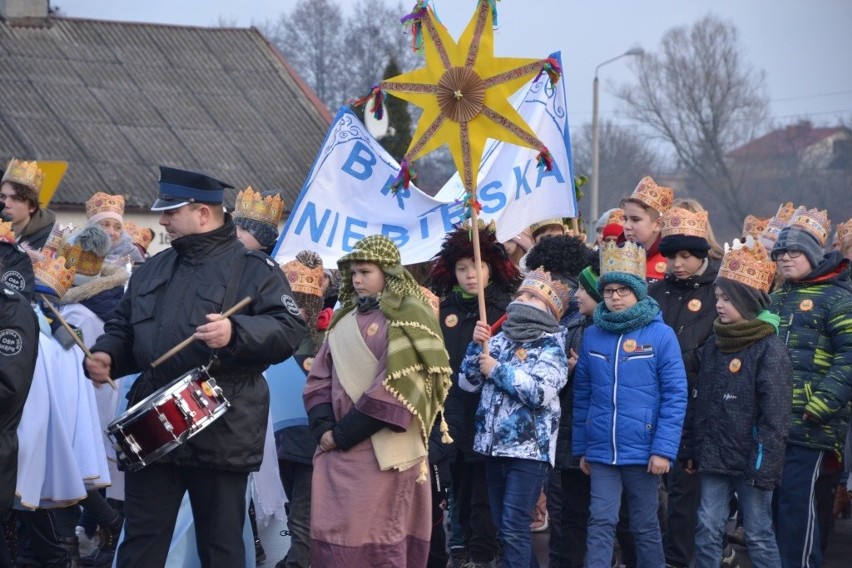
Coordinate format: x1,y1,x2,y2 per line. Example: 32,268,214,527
381,0,557,197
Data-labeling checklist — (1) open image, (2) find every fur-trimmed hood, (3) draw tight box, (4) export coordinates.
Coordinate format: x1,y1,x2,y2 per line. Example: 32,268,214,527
60,262,128,306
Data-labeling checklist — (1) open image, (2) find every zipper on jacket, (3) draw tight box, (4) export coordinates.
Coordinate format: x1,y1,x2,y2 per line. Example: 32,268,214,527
784,313,794,346
612,334,624,464
755,442,764,470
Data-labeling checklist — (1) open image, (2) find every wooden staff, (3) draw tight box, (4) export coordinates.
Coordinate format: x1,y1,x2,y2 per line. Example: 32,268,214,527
39,294,118,391
150,296,252,369
469,197,490,350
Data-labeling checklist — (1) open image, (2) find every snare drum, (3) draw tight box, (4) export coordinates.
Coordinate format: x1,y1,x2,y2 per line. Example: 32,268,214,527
106,367,230,471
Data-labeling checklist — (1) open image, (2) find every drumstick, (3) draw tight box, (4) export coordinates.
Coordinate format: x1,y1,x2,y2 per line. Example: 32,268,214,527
39,294,118,391
150,296,253,369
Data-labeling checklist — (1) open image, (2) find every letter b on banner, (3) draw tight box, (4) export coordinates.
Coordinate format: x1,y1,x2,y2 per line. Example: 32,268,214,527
341,141,376,181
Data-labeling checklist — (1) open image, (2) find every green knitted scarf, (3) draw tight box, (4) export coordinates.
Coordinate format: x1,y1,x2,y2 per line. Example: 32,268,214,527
331,235,452,448
714,315,777,353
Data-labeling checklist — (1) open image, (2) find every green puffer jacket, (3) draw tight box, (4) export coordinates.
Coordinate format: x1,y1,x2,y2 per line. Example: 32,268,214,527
770,254,852,453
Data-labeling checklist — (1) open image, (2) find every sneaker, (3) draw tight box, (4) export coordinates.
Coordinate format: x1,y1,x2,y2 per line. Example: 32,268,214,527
720,544,739,567
76,526,100,557
726,525,746,546
530,510,549,533
448,546,469,568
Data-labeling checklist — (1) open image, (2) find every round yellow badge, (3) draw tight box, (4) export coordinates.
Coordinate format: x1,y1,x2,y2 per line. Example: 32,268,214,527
367,322,379,337
688,299,702,312
799,299,814,311
515,348,528,361
444,314,459,328
729,358,742,373
623,339,637,353
655,261,667,274
302,357,313,372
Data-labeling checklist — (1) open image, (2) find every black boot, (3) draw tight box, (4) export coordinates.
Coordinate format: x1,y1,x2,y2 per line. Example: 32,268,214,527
80,512,122,567
249,500,266,564
58,535,80,568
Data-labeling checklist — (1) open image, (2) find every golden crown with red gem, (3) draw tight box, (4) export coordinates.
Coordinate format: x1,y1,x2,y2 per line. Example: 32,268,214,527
34,256,76,298
123,221,154,251
282,250,324,298
600,241,646,280
85,192,125,220
234,186,284,227
628,176,673,214
661,207,708,238
838,218,852,250
518,267,573,318
719,236,776,293
2,158,44,194
760,202,798,249
742,215,770,239
787,206,831,247
607,208,625,226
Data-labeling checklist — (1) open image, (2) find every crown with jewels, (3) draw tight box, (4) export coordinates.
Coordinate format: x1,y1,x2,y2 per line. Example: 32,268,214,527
41,223,76,257
787,206,831,246
33,256,76,298
600,241,646,280
0,221,14,244
718,236,776,293
518,267,573,318
1,158,44,194
606,208,625,226
282,250,325,298
123,221,154,251
759,202,798,249
838,218,852,250
742,215,770,239
628,176,673,214
234,186,284,228
661,207,708,238
85,192,125,220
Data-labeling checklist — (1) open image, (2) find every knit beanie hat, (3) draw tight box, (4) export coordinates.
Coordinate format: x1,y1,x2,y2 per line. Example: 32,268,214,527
601,223,624,241
234,217,278,251
233,187,284,252
659,207,711,258
772,227,824,269
714,277,770,320
578,266,602,302
599,271,647,301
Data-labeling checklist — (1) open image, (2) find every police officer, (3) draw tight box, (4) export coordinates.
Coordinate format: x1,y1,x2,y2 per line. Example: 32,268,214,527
0,278,39,565
85,166,306,567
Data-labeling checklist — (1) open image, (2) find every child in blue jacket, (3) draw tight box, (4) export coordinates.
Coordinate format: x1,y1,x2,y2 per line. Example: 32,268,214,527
459,267,571,567
573,241,687,567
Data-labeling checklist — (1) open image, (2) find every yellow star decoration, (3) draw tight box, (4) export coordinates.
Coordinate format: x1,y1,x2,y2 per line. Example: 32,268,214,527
381,0,552,193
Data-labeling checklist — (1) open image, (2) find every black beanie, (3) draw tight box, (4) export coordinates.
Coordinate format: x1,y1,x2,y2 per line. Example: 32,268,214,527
714,277,771,320
234,217,278,252
773,227,824,269
659,234,710,259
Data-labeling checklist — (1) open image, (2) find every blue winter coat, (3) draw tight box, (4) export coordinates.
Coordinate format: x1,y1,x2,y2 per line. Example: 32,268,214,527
572,312,687,465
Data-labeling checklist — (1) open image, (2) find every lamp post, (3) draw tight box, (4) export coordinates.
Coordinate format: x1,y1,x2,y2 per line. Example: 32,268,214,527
590,47,644,232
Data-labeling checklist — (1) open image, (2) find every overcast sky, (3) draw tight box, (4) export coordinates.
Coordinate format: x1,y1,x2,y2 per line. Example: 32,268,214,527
55,0,852,134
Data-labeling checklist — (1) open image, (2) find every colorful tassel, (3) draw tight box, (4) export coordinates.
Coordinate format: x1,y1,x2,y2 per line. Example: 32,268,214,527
536,147,554,172
535,57,562,87
390,159,417,193
488,0,500,30
458,192,483,223
349,84,384,121
401,1,430,53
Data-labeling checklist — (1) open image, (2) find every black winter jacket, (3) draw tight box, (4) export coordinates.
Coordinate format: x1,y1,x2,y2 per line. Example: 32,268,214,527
440,285,511,460
554,306,589,469
0,241,34,300
649,259,720,458
690,333,793,490
91,218,307,472
0,286,38,515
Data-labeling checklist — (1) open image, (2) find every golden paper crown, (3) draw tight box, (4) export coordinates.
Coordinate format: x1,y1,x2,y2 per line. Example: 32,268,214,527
529,218,565,235
742,215,770,238
600,241,646,280
661,207,708,238
282,251,324,298
718,236,776,293
787,206,831,246
34,256,76,298
234,186,284,227
85,192,125,220
123,221,154,251
1,158,44,194
0,221,14,244
41,223,76,257
760,202,798,245
519,267,573,318
838,218,852,249
628,176,673,213
607,209,625,226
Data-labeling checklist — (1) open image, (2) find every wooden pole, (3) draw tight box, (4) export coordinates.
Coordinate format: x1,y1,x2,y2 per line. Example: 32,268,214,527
468,196,489,350
150,296,252,369
39,294,117,391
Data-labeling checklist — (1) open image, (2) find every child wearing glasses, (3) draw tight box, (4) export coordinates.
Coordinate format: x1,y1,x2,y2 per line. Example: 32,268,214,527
573,241,687,567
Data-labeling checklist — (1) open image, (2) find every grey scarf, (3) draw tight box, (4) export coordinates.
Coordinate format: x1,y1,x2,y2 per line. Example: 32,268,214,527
501,301,561,342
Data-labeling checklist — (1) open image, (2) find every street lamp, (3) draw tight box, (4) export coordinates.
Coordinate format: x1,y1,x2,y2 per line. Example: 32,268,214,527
590,47,644,232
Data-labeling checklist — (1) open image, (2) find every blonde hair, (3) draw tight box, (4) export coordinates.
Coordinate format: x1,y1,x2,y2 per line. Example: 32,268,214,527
673,198,723,260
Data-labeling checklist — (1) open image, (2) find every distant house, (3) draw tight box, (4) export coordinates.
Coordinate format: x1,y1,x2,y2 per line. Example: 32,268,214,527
0,0,331,252
728,121,852,174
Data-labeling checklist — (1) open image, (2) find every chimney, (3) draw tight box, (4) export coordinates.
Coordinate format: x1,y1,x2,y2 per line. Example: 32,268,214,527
0,0,49,26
